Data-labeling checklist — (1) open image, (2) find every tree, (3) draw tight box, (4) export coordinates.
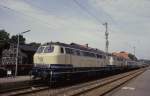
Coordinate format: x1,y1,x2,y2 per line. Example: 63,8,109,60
128,53,137,61
0,30,9,46
29,42,41,47
10,35,26,44
0,30,10,57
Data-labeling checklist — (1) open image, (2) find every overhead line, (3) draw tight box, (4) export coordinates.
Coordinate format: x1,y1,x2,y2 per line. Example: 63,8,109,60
73,0,118,32
73,0,104,25
24,0,79,27
0,4,56,29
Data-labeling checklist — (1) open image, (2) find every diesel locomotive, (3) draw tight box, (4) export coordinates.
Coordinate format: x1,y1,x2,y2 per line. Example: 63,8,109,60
32,42,144,82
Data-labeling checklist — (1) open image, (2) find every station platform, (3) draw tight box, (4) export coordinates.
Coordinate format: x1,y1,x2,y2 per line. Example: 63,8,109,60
107,68,150,96
0,76,32,93
0,76,31,84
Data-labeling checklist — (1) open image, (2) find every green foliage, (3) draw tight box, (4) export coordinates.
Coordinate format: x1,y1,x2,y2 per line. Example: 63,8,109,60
29,42,41,47
0,30,10,57
128,53,137,60
10,35,26,44
0,30,10,46
0,29,41,58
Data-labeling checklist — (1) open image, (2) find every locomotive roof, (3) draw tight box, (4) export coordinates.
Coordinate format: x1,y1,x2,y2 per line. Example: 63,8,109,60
43,42,106,54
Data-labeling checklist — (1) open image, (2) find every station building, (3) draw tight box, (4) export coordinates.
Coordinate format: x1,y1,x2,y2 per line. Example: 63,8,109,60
0,43,38,75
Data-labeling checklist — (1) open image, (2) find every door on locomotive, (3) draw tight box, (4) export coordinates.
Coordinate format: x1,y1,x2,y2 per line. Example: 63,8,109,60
65,48,72,64
109,56,114,65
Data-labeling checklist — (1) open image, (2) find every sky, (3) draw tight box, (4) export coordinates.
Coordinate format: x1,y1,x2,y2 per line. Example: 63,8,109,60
0,0,150,59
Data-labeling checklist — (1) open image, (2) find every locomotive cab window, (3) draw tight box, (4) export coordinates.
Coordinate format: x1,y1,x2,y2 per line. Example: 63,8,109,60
44,46,54,53
36,46,45,53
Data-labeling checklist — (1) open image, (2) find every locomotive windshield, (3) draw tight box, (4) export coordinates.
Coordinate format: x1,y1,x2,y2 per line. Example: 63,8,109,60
44,46,54,53
36,45,54,53
36,46,45,53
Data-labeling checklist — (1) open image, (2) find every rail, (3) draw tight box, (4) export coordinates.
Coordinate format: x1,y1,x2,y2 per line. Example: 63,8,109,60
0,68,147,96
56,68,145,96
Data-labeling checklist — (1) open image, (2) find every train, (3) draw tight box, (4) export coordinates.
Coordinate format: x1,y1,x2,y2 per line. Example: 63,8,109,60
31,42,147,83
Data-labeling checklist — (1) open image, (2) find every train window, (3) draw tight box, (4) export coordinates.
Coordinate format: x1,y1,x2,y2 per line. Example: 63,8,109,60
60,47,64,53
76,50,80,56
72,50,76,55
103,55,106,59
36,46,45,53
91,53,96,57
44,46,54,53
89,53,92,57
96,54,102,59
65,48,70,54
65,48,73,54
99,55,102,58
70,49,74,54
80,51,84,56
83,52,88,56
82,51,95,58
87,52,91,57
96,54,99,58
72,49,77,55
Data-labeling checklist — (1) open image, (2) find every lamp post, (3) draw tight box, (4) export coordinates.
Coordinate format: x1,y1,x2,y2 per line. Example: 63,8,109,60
15,30,30,76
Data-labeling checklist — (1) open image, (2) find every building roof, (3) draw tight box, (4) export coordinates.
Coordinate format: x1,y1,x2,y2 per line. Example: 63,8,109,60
9,43,38,52
112,51,130,59
19,44,38,52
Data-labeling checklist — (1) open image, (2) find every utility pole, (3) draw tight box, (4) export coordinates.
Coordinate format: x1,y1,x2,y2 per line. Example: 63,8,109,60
103,22,109,65
15,30,30,76
103,22,109,53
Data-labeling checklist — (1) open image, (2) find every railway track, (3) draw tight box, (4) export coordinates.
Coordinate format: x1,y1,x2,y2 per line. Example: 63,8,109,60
55,68,146,96
0,80,48,96
1,85,49,96
0,68,146,96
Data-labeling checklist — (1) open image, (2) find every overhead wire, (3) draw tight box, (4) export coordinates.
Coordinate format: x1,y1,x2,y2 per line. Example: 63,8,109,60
24,0,79,28
25,0,105,33
0,4,57,29
72,0,104,25
73,0,118,33
0,0,114,33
